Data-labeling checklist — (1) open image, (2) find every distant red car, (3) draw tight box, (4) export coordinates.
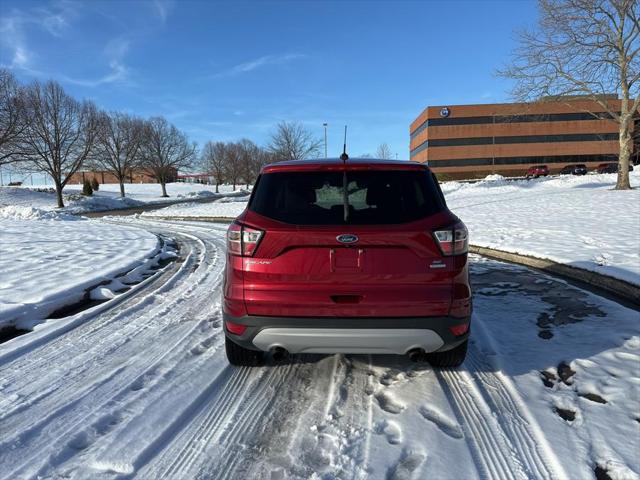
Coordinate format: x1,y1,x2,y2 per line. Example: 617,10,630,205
525,165,549,179
596,162,634,173
223,158,471,367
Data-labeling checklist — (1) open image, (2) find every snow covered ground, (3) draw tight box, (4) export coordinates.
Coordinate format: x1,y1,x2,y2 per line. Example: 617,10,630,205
0,219,637,480
0,206,166,331
141,194,250,219
0,183,245,214
444,171,640,287
145,171,640,286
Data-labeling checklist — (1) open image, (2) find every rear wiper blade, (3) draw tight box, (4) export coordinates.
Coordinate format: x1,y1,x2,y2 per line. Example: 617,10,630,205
342,170,349,223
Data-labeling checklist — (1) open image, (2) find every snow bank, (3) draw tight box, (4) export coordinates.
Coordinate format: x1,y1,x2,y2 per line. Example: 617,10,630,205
0,216,160,330
0,183,247,215
0,205,78,221
445,171,640,286
141,195,249,219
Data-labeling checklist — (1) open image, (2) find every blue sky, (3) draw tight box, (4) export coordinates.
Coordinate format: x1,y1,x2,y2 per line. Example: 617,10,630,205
0,0,537,161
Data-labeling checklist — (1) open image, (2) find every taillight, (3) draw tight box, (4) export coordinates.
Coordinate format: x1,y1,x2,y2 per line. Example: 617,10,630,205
433,222,468,256
225,319,247,335
449,323,469,336
227,222,263,257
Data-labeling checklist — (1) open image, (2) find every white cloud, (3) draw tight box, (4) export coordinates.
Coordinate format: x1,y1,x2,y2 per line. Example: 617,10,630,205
104,36,130,59
11,47,30,69
0,1,132,89
0,2,77,74
61,60,129,87
213,53,307,78
153,0,173,23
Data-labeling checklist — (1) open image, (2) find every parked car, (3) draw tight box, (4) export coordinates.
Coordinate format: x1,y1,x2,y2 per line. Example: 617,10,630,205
525,165,549,179
560,164,588,175
223,158,471,367
596,162,634,173
597,163,617,173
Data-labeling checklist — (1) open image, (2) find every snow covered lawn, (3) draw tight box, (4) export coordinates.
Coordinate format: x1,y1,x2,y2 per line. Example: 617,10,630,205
0,207,162,330
0,183,245,214
444,171,640,286
141,194,250,219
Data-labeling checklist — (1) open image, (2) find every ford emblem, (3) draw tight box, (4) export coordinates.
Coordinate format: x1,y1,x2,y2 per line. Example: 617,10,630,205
336,234,358,244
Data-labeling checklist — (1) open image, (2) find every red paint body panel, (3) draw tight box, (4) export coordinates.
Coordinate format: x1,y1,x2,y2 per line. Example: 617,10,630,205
526,165,549,177
223,159,472,321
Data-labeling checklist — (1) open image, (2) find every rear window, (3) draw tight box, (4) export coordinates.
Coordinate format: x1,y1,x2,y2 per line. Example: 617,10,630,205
249,170,445,225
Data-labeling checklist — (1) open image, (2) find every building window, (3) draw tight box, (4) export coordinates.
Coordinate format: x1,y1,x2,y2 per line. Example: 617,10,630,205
410,111,615,134
424,132,618,148
428,154,618,168
409,141,429,157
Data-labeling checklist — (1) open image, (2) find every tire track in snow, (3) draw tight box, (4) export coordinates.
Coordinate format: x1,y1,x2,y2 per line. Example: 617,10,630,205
0,233,206,437
0,222,229,479
438,367,527,480
258,355,375,480
207,363,298,480
148,366,256,478
438,341,568,480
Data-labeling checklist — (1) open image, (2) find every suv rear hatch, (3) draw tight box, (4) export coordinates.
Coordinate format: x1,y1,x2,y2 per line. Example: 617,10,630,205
235,165,464,318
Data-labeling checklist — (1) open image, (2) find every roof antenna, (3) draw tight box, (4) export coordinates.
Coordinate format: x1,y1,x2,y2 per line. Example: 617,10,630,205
340,125,349,162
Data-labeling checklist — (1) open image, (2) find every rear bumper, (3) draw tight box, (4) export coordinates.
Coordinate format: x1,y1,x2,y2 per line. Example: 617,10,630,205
223,313,470,355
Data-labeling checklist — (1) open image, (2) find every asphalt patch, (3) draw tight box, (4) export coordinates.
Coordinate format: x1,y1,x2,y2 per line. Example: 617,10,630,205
594,465,613,480
579,392,607,404
471,259,607,339
555,407,576,422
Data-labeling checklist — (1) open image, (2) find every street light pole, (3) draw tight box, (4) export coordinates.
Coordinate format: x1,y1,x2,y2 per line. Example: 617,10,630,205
323,123,328,158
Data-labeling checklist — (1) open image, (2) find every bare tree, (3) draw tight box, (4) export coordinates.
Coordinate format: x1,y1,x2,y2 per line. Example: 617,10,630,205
201,141,227,192
268,121,322,160
91,112,143,197
500,0,640,190
252,147,276,182
139,116,196,197
376,143,393,159
237,138,261,187
223,141,243,190
20,81,98,207
0,69,26,166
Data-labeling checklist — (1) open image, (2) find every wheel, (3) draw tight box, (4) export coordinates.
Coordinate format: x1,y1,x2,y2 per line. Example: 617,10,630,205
426,340,468,368
225,336,264,366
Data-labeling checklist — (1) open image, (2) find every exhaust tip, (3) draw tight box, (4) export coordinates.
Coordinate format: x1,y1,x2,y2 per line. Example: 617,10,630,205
271,346,288,361
407,348,425,362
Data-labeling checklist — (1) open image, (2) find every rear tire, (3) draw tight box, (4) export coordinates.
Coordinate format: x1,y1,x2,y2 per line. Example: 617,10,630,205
225,336,264,366
427,340,468,368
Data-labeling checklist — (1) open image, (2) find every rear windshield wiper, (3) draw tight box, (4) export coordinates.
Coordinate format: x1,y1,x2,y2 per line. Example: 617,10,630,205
342,170,349,223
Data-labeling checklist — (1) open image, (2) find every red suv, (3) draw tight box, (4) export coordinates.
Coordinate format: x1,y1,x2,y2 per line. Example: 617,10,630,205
525,165,549,179
223,158,471,367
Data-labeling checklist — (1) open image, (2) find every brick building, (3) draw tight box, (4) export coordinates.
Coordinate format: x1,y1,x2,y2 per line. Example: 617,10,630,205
409,97,635,179
68,168,177,185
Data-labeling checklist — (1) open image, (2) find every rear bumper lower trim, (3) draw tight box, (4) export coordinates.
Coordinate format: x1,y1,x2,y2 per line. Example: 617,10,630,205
223,313,470,354
252,328,445,354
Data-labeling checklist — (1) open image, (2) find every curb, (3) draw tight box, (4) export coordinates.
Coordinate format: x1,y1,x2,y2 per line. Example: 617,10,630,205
142,216,235,223
469,245,640,307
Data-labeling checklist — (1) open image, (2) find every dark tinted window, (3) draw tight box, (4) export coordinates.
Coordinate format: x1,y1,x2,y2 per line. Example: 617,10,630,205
411,132,618,153
249,170,444,225
427,154,618,167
